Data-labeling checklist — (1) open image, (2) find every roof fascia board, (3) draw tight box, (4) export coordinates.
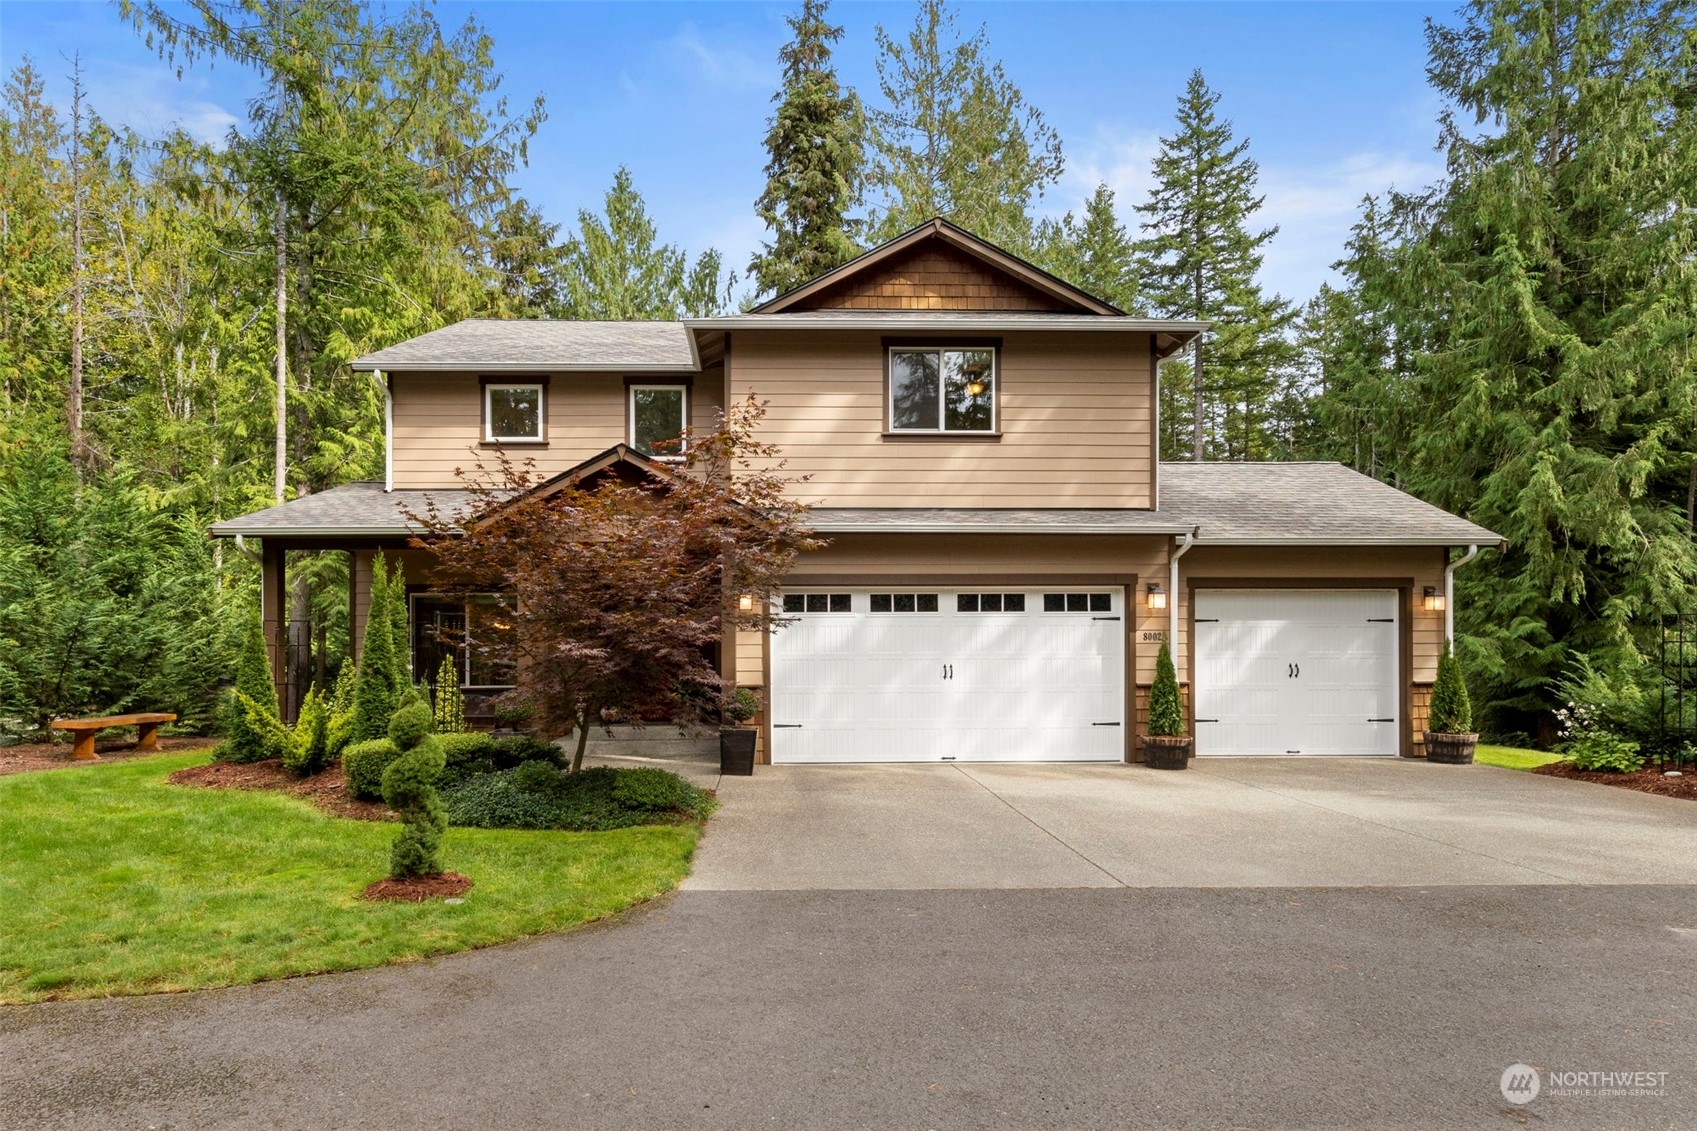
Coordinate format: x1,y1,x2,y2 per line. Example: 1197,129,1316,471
752,218,1120,316
1190,536,1503,547
685,315,1207,336
813,522,1196,535
350,361,700,374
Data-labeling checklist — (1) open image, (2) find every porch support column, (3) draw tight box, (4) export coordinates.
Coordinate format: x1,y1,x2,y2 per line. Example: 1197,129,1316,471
261,542,287,710
349,549,376,661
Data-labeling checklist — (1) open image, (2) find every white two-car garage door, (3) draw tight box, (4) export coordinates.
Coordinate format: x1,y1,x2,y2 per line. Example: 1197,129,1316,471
1193,589,1400,756
770,587,1125,763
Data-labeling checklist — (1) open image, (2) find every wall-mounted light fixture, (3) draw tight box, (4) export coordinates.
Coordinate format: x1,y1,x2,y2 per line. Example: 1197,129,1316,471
1146,582,1167,610
738,593,755,612
1423,586,1445,612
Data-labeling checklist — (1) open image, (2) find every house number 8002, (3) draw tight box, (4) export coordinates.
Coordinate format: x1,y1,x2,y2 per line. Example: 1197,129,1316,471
1141,631,1167,643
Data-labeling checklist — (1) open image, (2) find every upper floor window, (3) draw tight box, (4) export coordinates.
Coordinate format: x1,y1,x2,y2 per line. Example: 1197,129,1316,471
889,347,996,433
483,381,545,443
629,383,689,459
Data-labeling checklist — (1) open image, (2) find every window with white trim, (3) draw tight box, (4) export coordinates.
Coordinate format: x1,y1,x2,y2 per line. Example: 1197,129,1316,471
888,347,996,432
411,594,517,689
483,382,545,442
629,384,689,458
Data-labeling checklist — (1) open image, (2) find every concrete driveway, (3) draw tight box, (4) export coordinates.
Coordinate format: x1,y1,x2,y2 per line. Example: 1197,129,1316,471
686,757,1697,890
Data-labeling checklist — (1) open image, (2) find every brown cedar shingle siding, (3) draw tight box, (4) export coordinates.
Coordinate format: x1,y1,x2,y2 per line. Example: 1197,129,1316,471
797,244,1074,312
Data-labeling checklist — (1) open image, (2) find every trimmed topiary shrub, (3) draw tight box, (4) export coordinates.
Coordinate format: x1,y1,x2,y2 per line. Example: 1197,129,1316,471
490,733,563,769
443,765,714,832
436,731,497,787
1428,641,1473,734
343,738,401,801
281,686,331,777
381,702,447,879
220,609,280,763
1147,643,1183,737
433,655,466,734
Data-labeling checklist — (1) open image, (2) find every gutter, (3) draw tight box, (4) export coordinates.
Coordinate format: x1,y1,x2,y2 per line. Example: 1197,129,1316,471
1444,544,1481,646
1170,528,1197,649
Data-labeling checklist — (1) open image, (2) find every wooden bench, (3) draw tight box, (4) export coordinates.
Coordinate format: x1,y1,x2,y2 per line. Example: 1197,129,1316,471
50,713,177,761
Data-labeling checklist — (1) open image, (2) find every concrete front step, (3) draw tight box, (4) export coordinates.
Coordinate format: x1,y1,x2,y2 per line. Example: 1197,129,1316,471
564,725,719,761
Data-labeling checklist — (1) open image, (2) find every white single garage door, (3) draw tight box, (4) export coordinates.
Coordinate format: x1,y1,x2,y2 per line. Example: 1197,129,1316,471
770,587,1125,763
1193,589,1400,756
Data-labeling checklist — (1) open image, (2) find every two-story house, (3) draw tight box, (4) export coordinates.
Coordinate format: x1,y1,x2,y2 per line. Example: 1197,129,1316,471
213,219,1498,764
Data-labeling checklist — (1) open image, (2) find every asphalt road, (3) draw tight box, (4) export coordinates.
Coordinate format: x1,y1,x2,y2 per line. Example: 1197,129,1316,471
4,884,1694,1130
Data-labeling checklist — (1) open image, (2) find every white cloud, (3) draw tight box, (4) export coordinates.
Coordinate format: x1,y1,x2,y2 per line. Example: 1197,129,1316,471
1257,151,1443,301
662,23,768,90
77,62,242,146
1044,123,1162,221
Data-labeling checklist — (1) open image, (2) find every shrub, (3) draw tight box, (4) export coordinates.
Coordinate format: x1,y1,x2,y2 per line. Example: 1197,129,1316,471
350,559,410,743
433,656,467,734
281,686,331,777
325,666,358,759
382,704,447,879
1146,643,1183,737
725,686,759,725
1427,641,1473,734
490,733,562,769
437,731,496,787
343,738,401,801
1553,655,1657,744
1566,731,1644,774
443,765,714,831
490,690,535,730
219,610,280,763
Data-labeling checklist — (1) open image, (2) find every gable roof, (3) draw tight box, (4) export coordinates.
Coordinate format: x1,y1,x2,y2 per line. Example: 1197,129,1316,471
351,319,700,373
752,218,1123,317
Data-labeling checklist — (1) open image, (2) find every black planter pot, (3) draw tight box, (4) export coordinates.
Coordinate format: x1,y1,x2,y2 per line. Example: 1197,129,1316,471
1424,731,1478,764
719,727,756,776
1140,734,1193,770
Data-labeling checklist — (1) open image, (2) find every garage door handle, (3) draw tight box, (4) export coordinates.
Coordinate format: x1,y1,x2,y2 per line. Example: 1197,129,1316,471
1092,721,1120,727
1368,718,1394,723
1195,718,1219,723
773,724,802,729
1092,616,1120,621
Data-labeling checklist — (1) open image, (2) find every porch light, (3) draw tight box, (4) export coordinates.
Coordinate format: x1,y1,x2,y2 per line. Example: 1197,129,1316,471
738,593,755,612
1146,582,1167,610
1423,586,1445,612
964,379,987,397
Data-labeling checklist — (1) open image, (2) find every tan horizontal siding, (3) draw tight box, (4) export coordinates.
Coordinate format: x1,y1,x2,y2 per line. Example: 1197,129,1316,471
390,368,717,489
731,330,1155,508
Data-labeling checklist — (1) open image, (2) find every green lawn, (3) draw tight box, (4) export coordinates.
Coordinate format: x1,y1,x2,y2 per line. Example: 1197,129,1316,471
0,751,700,1004
1474,744,1563,771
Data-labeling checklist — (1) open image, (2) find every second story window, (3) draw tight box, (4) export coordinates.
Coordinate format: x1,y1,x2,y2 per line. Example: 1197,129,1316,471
483,381,546,443
889,347,996,433
629,383,689,459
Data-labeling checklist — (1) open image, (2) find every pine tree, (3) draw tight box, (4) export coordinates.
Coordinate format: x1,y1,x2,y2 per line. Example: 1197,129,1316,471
386,559,410,690
1399,0,1697,726
1033,183,1141,312
350,559,398,742
1136,70,1294,461
749,0,863,299
1427,642,1473,735
222,608,280,763
557,168,728,318
1147,643,1183,737
433,654,466,734
865,0,1063,248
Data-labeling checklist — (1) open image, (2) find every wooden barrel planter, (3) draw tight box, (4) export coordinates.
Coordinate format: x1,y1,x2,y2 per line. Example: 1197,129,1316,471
1423,731,1478,764
1141,735,1193,770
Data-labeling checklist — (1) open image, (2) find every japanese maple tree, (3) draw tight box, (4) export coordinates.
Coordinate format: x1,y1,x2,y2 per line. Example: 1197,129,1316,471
411,396,819,771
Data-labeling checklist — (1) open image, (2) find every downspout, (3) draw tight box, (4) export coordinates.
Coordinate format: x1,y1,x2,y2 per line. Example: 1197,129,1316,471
1170,528,1197,649
377,369,393,492
232,533,261,565
1444,544,1480,647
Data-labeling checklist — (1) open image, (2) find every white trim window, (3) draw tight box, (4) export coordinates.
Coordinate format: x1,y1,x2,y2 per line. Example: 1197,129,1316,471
410,593,517,690
888,347,997,432
629,383,690,459
484,382,545,443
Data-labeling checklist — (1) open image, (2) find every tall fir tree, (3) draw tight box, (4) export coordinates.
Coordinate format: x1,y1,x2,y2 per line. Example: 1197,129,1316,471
1394,0,1697,725
1032,183,1142,313
557,167,728,319
749,0,863,300
865,0,1063,248
1136,70,1294,461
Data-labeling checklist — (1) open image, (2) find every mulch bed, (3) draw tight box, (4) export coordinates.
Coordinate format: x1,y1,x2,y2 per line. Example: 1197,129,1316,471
0,736,220,776
362,872,473,902
168,758,395,822
1533,760,1697,801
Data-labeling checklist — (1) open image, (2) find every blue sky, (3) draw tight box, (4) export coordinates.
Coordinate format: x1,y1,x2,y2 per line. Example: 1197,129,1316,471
1,1,1455,305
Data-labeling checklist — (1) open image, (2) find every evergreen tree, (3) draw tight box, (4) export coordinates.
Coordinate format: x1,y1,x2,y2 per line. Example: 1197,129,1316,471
1427,642,1473,735
381,702,446,879
1033,183,1142,312
749,0,863,299
1146,643,1183,737
350,559,398,742
1137,70,1294,461
865,0,1063,248
433,654,466,734
386,559,410,688
557,168,728,319
1398,0,1697,725
222,608,279,763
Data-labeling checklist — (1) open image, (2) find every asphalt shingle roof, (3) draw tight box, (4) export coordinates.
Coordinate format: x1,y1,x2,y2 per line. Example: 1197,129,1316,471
1159,462,1499,544
351,320,697,372
211,462,1498,546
